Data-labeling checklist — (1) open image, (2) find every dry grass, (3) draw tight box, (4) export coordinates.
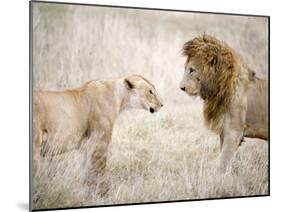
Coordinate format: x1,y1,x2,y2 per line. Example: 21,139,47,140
31,2,269,210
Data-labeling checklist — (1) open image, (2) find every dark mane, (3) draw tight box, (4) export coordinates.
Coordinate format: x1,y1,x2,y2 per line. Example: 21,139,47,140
182,35,244,133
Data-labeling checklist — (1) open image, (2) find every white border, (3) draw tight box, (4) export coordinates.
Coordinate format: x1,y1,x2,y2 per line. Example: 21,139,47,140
0,0,279,211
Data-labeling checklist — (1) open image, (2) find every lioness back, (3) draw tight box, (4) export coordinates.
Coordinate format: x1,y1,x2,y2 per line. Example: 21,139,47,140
33,89,90,150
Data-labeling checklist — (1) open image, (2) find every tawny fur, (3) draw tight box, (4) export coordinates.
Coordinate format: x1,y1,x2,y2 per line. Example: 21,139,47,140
181,35,268,170
33,75,163,192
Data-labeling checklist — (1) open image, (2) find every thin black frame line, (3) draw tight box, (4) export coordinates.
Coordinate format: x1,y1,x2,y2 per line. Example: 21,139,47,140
32,194,270,212
29,1,33,211
29,1,270,211
267,16,270,196
31,0,269,18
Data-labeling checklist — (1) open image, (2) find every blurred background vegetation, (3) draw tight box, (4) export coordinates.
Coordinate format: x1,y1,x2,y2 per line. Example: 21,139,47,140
32,2,268,210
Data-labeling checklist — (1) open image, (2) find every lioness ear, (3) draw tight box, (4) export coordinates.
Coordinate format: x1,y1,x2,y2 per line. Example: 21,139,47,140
124,78,134,89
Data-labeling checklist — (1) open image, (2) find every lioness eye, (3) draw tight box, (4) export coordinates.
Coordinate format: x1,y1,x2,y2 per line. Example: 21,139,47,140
189,68,195,74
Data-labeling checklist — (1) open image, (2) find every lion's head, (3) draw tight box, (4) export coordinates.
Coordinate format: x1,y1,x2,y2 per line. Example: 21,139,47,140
123,75,163,113
180,35,244,133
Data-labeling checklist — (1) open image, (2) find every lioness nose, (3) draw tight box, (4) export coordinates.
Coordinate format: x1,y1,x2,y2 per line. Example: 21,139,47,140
180,87,186,91
161,104,163,107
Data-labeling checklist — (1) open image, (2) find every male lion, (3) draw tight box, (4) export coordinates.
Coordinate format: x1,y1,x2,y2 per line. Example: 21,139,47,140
179,35,268,170
33,75,163,190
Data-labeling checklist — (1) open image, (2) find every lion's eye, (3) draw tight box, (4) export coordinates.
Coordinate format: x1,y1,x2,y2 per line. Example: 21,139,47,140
149,90,153,95
189,68,195,74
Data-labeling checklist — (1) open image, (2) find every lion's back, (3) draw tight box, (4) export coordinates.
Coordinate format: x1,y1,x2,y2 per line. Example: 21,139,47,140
246,78,268,130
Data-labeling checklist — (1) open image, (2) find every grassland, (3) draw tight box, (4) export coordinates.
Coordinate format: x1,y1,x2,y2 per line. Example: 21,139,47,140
32,2,268,210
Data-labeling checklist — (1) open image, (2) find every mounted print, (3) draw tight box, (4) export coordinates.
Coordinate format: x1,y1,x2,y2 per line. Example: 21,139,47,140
30,1,269,211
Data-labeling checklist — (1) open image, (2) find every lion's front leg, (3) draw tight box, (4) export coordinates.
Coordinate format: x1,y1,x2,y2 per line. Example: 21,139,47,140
219,102,246,172
219,132,224,151
219,129,243,172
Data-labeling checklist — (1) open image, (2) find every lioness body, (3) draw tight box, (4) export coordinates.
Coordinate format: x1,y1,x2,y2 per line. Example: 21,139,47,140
34,89,90,154
33,75,163,188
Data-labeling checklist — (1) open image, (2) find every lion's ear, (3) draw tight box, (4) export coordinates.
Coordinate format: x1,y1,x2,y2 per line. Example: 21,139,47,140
209,46,221,69
248,69,256,81
124,78,134,89
210,57,218,66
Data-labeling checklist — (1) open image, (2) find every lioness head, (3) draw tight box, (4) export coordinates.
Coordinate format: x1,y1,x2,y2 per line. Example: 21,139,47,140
123,75,163,113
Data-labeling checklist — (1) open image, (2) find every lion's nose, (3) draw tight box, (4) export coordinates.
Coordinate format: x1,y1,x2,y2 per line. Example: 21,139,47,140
149,107,155,113
180,87,186,91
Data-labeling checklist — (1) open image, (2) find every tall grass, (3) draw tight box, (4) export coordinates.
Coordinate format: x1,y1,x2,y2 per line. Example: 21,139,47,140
32,2,268,210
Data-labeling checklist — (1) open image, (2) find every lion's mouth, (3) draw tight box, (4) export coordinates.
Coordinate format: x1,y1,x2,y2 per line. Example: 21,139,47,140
184,88,199,97
186,91,198,97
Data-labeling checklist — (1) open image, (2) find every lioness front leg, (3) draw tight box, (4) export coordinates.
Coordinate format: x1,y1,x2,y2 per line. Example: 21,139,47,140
87,133,112,195
219,130,242,172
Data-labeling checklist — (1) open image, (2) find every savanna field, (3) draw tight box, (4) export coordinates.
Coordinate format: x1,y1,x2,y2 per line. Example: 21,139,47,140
32,2,269,209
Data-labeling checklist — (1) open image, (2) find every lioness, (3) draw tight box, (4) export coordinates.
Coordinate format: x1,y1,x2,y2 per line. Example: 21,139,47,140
179,35,268,170
33,75,163,185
